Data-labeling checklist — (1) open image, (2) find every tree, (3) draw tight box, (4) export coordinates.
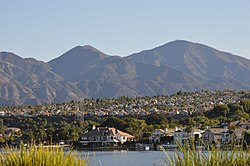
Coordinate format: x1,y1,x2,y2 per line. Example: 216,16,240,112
124,118,147,140
235,110,249,121
240,100,250,113
144,113,169,125
34,128,47,143
101,117,126,130
187,117,196,126
227,103,244,116
206,105,229,119
0,119,4,135
21,131,35,143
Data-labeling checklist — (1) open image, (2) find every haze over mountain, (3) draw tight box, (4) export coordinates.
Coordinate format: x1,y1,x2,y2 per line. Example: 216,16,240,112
0,40,249,105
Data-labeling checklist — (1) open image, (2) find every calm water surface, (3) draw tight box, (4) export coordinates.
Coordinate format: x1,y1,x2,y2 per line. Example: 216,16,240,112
78,150,174,166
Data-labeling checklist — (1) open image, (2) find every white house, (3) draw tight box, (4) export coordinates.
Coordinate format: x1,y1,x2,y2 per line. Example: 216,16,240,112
173,128,203,144
0,111,5,117
79,126,135,146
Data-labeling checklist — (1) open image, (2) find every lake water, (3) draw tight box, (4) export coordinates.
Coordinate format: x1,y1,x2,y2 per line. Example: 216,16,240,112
78,150,174,166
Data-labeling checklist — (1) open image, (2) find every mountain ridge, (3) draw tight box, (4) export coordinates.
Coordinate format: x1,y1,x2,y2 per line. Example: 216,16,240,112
0,40,249,105
127,40,250,87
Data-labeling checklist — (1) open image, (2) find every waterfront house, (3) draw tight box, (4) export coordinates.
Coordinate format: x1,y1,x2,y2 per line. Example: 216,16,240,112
4,127,22,138
202,128,225,145
149,129,167,143
173,129,183,144
221,130,234,144
233,128,246,143
173,128,203,144
221,127,246,144
116,129,135,144
79,126,134,146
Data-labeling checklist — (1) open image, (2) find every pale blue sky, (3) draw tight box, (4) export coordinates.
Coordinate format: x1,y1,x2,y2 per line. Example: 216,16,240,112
0,0,249,61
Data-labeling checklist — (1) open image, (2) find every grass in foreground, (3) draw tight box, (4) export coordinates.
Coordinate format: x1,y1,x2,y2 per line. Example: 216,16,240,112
0,144,88,166
163,144,250,166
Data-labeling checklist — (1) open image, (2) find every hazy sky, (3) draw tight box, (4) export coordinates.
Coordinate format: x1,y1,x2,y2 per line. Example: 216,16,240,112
0,0,249,61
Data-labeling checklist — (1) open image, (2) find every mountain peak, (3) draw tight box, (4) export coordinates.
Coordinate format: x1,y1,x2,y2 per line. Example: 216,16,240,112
51,45,109,61
162,40,200,48
127,40,250,88
48,45,109,82
82,45,97,50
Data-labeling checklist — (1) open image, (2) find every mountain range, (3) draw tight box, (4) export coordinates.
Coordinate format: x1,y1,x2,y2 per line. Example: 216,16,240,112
0,40,249,105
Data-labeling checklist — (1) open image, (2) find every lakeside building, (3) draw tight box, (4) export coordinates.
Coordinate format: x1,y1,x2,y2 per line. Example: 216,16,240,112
79,126,135,147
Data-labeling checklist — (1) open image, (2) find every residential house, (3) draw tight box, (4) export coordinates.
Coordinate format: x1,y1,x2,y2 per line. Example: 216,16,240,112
117,110,128,116
150,129,167,143
0,111,5,117
237,122,250,129
79,126,134,146
221,127,246,144
192,128,204,140
96,110,107,116
173,129,183,144
116,130,135,144
229,121,239,127
233,128,246,143
202,128,225,145
180,110,189,116
221,130,234,144
174,128,203,144
4,127,22,138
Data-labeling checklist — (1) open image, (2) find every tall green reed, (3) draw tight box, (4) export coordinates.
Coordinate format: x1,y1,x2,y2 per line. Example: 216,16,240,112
164,143,250,166
0,144,88,166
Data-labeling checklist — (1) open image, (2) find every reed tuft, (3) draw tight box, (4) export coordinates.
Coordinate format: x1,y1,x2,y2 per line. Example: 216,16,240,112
0,144,88,166
164,143,250,166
